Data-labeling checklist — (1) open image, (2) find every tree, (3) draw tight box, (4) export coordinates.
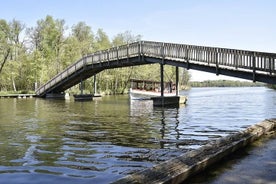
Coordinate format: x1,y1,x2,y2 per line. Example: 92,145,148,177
72,21,94,56
27,15,67,85
9,19,27,91
62,36,81,66
112,31,141,47
0,19,11,75
54,18,66,73
0,19,27,91
94,28,111,50
180,68,190,88
95,31,142,94
9,19,25,60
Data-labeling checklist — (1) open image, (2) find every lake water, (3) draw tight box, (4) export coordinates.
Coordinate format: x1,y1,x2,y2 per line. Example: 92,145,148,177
0,87,275,183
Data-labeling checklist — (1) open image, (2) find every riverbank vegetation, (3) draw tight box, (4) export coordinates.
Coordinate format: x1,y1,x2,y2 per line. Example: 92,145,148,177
0,15,190,95
189,80,265,87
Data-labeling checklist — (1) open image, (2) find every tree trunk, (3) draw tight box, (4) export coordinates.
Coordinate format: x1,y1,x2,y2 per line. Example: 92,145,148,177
0,48,11,74
121,67,133,94
12,76,17,92
115,77,118,94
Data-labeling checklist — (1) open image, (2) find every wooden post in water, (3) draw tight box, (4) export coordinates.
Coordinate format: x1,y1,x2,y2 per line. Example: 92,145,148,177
160,64,164,106
176,66,179,96
74,78,93,101
93,75,97,95
160,64,164,97
80,79,84,95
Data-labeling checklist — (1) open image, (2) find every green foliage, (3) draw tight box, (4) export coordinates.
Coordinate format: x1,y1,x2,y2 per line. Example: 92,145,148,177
72,21,94,55
91,31,141,94
94,28,111,50
0,19,11,75
0,15,190,95
112,31,142,47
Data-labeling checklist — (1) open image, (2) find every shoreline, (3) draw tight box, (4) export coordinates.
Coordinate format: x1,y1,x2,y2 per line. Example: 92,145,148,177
0,93,36,98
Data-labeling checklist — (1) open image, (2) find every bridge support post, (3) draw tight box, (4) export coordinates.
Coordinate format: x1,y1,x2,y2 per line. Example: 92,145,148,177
152,64,187,107
93,75,101,97
80,79,84,95
73,79,93,101
160,64,164,97
152,64,188,107
176,66,179,96
93,75,97,95
46,93,65,99
160,64,164,106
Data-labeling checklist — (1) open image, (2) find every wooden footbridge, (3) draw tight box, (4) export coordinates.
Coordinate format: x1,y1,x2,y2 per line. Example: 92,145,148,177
36,41,276,97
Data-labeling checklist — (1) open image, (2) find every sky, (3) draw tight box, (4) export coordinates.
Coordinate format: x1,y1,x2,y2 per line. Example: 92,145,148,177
2,0,276,81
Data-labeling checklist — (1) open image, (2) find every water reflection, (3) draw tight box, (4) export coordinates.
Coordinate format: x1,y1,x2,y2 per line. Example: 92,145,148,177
22,135,42,166
129,97,153,117
0,87,275,183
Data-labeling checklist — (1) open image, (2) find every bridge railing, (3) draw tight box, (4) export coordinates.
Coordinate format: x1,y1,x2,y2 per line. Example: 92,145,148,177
142,41,276,75
84,42,140,64
35,57,86,95
35,42,141,95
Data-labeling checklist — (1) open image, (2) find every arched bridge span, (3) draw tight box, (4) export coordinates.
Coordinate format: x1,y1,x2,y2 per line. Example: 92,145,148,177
36,41,276,97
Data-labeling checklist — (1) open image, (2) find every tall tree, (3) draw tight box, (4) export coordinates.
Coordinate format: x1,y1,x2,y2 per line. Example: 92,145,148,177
8,19,26,91
62,36,81,66
72,21,94,56
9,19,25,60
0,19,11,75
0,19,27,91
27,15,66,85
94,28,111,50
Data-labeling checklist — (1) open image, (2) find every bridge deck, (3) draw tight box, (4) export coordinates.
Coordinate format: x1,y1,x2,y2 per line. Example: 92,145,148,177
36,41,276,97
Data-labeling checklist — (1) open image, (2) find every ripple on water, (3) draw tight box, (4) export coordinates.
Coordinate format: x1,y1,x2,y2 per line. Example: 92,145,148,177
0,87,275,183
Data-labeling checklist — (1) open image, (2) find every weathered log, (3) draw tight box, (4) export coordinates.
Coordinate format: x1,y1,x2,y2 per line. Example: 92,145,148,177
112,119,276,184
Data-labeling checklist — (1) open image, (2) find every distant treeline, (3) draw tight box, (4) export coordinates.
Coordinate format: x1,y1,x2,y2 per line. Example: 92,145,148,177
189,80,265,87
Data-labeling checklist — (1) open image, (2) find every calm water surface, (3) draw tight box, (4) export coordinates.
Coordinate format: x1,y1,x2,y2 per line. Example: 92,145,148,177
0,87,275,183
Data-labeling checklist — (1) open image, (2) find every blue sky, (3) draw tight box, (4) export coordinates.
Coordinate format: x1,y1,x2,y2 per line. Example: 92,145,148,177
2,0,276,81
